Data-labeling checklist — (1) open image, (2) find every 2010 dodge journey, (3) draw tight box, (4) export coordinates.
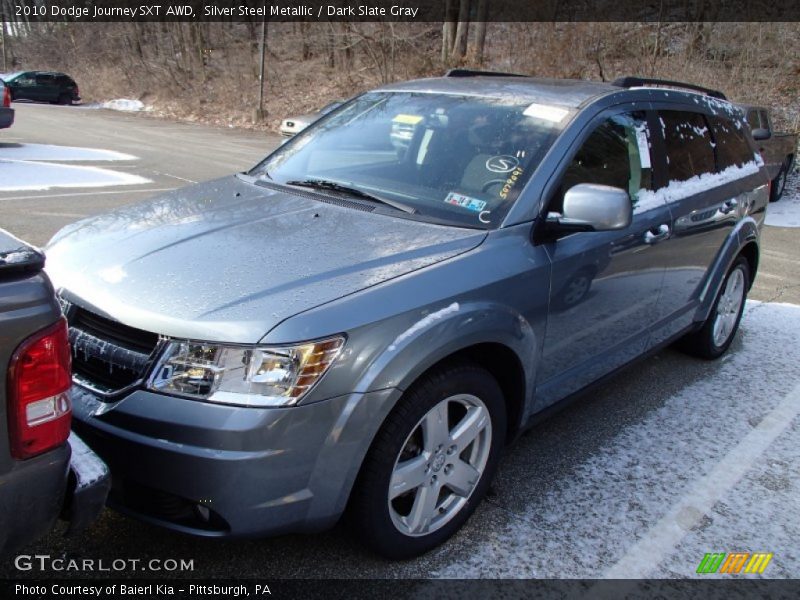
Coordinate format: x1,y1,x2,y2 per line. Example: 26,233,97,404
45,72,769,558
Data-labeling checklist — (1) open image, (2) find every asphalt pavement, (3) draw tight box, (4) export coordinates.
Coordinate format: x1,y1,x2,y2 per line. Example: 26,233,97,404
1,103,798,580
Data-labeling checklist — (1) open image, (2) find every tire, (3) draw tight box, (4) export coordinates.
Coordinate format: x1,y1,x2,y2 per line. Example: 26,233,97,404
678,256,750,360
350,361,506,559
769,160,789,202
57,93,71,106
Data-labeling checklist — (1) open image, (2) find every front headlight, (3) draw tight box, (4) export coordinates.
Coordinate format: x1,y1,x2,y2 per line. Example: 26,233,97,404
147,336,345,407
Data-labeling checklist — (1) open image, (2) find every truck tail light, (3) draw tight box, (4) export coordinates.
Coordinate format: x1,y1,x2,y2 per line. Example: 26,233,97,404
7,318,72,459
2,85,10,108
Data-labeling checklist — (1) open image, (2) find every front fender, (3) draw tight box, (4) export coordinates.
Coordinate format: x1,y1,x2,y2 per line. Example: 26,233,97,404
306,301,539,525
354,300,537,403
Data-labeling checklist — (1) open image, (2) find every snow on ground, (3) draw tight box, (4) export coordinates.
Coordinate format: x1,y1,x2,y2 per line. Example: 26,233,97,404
436,301,800,579
0,159,150,191
0,143,136,162
86,99,151,112
0,142,149,192
765,169,800,227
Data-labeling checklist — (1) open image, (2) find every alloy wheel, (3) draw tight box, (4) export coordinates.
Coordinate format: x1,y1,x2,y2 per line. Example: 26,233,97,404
387,394,492,537
712,267,745,347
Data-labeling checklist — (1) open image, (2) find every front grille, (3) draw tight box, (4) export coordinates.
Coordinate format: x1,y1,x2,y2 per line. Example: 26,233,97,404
67,306,160,396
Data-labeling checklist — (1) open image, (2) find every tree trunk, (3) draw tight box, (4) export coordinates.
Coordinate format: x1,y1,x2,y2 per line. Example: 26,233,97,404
442,0,458,63
452,0,471,60
468,0,489,64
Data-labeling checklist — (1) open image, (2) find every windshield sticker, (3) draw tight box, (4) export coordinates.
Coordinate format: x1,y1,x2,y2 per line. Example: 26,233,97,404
445,192,487,212
479,210,492,224
392,114,424,125
499,167,525,199
523,103,569,123
486,155,520,173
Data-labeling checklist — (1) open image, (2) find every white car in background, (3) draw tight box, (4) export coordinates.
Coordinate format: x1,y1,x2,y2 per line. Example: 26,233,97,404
279,100,343,137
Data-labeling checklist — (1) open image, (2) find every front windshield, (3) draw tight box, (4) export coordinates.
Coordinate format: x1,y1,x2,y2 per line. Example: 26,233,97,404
249,91,571,228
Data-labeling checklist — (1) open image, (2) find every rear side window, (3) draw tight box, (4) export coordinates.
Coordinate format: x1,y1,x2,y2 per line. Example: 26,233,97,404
708,116,754,170
658,111,715,182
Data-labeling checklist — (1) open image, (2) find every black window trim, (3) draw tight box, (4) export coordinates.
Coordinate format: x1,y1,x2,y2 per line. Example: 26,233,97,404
534,102,659,245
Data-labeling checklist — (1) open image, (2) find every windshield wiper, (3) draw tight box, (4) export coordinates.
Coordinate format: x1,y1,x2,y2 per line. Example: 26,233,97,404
285,179,417,214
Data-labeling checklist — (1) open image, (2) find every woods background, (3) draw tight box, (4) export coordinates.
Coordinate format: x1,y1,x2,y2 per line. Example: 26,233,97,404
2,15,799,132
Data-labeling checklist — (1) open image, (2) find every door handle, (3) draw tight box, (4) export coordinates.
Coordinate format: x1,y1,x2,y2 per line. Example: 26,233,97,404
720,199,738,215
643,224,670,244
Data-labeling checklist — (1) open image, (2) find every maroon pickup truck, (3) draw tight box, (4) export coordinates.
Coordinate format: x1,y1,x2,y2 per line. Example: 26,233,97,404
737,104,797,201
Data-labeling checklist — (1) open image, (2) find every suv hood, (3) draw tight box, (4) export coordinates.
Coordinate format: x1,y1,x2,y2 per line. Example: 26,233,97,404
46,176,485,343
0,228,45,275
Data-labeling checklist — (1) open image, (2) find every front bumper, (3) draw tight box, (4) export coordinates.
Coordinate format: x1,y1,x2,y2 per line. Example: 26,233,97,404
0,107,14,129
70,384,399,538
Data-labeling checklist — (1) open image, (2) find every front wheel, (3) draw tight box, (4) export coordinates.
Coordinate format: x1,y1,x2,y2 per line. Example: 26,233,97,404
350,361,506,559
678,256,750,359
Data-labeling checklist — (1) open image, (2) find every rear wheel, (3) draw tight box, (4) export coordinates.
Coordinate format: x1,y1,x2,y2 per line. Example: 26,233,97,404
57,93,72,106
770,159,790,202
351,361,506,559
678,256,749,359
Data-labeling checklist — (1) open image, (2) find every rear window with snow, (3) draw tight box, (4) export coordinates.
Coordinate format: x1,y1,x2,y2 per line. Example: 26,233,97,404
708,115,753,171
659,111,715,182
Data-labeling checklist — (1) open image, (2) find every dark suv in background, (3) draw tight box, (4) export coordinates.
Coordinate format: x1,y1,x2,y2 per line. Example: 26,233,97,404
2,71,80,105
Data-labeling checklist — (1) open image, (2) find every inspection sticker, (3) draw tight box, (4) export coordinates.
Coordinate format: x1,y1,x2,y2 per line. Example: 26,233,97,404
392,114,424,125
445,192,487,212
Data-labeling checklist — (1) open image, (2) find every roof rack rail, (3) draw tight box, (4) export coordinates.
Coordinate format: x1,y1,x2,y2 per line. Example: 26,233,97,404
611,76,727,100
444,69,528,78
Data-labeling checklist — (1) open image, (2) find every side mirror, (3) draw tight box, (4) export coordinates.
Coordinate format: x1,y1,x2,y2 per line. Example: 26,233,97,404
751,128,771,141
551,183,632,232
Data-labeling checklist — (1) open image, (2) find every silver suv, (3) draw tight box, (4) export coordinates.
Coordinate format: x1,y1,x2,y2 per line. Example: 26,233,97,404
45,73,769,558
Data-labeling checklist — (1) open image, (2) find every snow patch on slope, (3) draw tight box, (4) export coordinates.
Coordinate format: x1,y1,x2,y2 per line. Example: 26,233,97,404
102,99,150,112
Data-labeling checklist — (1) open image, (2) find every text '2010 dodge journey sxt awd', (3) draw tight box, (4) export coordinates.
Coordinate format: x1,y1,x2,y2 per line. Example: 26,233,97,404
45,73,768,558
